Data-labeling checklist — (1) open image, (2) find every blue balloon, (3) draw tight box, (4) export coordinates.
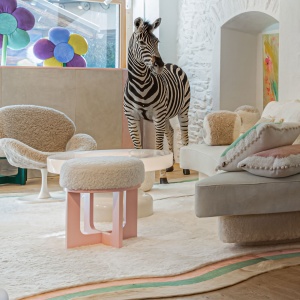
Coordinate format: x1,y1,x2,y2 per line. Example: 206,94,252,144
49,27,70,45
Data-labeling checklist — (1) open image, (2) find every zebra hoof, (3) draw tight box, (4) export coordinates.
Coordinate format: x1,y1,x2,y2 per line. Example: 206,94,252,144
183,169,190,175
160,178,169,184
166,166,174,172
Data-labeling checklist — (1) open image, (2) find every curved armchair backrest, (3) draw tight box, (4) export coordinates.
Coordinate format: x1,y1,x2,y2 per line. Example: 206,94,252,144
0,105,75,152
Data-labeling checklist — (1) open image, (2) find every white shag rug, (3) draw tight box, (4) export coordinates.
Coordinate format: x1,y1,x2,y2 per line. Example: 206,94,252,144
1,181,300,300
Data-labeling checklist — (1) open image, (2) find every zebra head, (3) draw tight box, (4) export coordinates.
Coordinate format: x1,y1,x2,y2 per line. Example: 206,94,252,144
131,17,164,74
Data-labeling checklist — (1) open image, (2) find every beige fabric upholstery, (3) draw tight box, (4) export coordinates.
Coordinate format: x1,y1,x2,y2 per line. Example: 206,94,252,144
0,105,97,170
66,134,97,151
235,105,260,133
0,105,75,152
59,157,145,190
203,111,241,146
195,171,300,217
219,212,300,244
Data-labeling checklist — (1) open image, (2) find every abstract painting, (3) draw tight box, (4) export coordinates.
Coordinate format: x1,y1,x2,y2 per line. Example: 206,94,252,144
263,34,279,108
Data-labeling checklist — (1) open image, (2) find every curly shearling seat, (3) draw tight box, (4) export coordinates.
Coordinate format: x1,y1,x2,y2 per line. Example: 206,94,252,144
0,105,97,201
60,156,145,248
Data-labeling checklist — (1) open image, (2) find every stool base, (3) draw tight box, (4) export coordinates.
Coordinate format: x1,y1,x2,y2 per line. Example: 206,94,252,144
66,187,138,248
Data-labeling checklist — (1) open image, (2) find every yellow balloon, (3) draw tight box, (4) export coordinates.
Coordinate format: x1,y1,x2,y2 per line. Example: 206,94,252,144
69,34,88,55
44,57,63,67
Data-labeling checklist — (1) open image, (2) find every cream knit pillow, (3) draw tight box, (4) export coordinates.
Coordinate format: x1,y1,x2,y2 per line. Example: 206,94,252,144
235,105,261,133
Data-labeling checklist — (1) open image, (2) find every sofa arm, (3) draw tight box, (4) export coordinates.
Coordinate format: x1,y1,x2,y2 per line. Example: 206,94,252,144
66,133,97,151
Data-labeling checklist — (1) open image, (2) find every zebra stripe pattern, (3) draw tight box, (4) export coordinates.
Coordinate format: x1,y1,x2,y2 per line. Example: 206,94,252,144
124,18,190,180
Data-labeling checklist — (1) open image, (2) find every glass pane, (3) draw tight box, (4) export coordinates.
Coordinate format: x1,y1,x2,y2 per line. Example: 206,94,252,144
5,0,120,68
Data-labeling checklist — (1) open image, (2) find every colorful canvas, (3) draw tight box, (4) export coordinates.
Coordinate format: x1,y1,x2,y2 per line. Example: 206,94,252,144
263,34,279,108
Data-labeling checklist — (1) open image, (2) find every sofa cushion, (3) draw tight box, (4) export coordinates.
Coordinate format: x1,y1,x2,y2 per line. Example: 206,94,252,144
195,171,300,217
203,111,241,146
217,122,300,171
238,144,300,178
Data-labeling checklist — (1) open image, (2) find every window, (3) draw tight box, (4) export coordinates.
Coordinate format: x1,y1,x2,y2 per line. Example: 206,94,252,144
6,0,126,68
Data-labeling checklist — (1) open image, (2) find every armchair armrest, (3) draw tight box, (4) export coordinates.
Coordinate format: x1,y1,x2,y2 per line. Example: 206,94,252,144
0,138,50,169
66,133,97,152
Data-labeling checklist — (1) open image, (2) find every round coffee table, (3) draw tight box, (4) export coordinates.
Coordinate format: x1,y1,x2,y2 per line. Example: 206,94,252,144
47,149,173,221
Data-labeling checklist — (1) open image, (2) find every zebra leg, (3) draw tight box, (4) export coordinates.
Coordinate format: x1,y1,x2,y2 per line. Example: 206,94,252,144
178,110,190,175
127,118,142,149
165,119,174,172
153,119,169,184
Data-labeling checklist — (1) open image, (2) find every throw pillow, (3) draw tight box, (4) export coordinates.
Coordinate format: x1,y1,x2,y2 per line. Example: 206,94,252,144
255,116,284,125
235,105,261,133
238,144,300,178
203,111,241,146
217,122,300,171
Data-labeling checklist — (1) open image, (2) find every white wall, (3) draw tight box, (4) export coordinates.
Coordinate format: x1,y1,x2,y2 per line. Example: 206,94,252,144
177,0,280,144
132,0,178,63
220,28,257,111
279,0,300,101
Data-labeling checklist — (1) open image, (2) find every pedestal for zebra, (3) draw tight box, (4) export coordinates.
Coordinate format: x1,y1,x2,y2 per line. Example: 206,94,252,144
47,149,173,221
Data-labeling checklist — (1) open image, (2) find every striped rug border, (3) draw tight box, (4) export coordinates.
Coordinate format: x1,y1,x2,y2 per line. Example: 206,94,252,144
22,249,300,300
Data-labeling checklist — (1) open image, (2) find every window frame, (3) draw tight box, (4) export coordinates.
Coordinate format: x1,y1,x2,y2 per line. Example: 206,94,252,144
86,0,127,68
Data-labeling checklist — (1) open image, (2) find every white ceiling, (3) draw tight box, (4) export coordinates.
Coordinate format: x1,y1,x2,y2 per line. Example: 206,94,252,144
222,11,279,34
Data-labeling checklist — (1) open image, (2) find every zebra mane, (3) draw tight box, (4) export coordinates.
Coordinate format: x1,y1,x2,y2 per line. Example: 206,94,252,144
141,20,156,37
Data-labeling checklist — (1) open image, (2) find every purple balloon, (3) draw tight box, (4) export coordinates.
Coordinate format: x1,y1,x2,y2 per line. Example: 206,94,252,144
0,34,2,49
13,7,35,31
0,0,17,14
66,54,87,67
33,39,55,60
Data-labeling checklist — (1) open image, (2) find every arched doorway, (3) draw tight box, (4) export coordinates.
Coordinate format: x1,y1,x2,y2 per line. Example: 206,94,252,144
219,11,279,112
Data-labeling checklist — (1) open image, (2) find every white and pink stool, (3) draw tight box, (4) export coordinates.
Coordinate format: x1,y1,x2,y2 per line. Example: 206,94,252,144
59,156,145,248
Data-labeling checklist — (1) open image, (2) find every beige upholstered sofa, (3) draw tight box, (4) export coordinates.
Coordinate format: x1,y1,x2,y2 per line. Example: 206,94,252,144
180,100,300,244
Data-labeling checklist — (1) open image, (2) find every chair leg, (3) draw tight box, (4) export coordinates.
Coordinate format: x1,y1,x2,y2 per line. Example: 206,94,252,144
38,169,51,199
123,189,138,239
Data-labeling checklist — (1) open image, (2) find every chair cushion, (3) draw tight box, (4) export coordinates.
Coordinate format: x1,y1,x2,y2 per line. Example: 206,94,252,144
60,156,145,190
195,171,300,217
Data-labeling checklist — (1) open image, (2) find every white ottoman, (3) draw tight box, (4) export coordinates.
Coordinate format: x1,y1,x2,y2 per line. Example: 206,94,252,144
60,156,145,248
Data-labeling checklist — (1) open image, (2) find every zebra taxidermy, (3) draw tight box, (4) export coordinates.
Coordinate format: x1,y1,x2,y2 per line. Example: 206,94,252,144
124,17,190,183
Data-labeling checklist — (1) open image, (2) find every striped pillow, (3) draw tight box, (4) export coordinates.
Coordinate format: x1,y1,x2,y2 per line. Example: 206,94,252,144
217,122,300,172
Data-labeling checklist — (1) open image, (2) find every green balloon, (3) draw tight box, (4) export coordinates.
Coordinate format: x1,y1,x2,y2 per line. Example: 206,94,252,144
0,14,17,35
8,28,30,50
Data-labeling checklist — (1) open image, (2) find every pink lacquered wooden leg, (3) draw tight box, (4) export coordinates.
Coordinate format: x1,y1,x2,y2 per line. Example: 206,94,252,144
66,191,102,249
123,189,138,239
83,193,98,233
111,191,123,248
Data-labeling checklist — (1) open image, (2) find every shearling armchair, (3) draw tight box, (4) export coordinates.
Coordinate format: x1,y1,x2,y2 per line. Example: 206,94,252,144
0,105,97,201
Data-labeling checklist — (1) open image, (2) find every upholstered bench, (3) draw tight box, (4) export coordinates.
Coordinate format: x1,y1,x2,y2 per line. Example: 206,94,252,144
195,171,300,244
60,156,145,248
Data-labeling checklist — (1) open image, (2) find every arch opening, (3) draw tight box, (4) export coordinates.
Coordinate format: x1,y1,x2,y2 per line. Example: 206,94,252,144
219,11,279,113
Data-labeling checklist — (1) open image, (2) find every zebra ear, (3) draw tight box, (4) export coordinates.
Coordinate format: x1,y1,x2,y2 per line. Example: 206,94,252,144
134,17,143,31
151,18,161,31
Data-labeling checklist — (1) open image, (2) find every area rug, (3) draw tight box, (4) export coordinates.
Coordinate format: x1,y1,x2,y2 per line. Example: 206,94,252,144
1,181,300,300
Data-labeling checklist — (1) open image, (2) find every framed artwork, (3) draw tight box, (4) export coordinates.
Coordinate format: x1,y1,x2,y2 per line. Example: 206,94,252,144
263,33,279,108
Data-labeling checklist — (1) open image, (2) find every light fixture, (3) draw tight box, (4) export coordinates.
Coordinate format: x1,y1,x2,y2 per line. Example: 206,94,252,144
103,0,112,5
